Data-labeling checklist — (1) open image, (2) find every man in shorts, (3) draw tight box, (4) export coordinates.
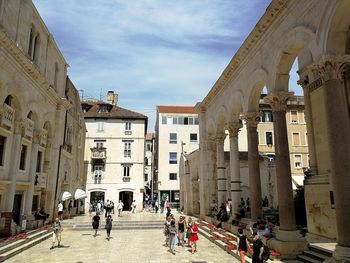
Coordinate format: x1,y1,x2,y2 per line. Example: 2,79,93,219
57,201,63,220
50,218,63,249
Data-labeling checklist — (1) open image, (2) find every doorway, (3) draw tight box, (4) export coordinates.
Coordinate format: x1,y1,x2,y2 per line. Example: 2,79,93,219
119,191,133,211
90,191,105,211
13,194,22,225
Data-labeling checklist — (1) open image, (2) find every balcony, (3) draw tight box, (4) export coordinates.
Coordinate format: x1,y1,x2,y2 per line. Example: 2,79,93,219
91,147,106,159
35,172,47,188
24,118,34,140
123,176,130,182
0,104,15,130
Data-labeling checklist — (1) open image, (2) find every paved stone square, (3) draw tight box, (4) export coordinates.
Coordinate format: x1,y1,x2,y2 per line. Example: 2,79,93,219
7,228,238,263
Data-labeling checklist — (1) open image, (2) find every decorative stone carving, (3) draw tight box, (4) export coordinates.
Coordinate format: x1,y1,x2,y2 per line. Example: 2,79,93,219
310,54,350,82
241,112,260,128
32,130,42,144
14,121,26,136
227,121,243,138
214,133,226,144
264,91,294,112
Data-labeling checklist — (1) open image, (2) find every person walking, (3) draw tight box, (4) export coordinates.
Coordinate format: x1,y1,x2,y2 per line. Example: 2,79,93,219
117,200,124,217
237,228,249,263
252,231,264,263
92,212,100,237
189,221,199,254
68,200,72,219
177,214,186,246
163,216,171,247
50,218,63,249
105,214,113,240
97,201,102,214
57,201,63,220
168,220,177,255
131,200,136,214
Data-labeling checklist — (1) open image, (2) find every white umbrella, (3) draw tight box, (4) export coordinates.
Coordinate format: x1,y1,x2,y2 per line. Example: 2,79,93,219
74,189,88,200
61,191,73,201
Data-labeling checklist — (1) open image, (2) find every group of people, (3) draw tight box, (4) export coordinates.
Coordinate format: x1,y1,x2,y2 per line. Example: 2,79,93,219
237,228,266,263
163,210,199,255
91,212,113,240
89,200,128,218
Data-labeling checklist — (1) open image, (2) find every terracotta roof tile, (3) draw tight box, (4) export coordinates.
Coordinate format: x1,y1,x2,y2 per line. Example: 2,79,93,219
157,105,196,114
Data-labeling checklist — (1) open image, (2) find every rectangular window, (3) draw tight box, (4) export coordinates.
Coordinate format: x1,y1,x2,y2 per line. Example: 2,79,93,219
190,133,198,142
0,136,6,166
124,142,131,157
194,117,199,125
188,117,194,125
167,117,173,125
97,122,104,132
178,117,184,125
261,110,273,122
36,151,42,173
265,132,273,146
184,117,189,125
162,116,167,124
291,111,298,123
169,152,177,164
169,173,177,180
19,145,27,170
305,133,308,146
31,195,39,212
123,165,130,177
144,174,148,182
146,143,152,151
125,122,131,131
293,132,300,146
94,165,103,184
169,133,177,144
294,154,302,168
173,117,178,125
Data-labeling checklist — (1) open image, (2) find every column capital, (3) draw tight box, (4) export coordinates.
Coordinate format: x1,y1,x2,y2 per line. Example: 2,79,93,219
264,91,294,112
14,121,26,136
242,112,260,128
227,121,243,138
310,54,350,82
214,133,226,144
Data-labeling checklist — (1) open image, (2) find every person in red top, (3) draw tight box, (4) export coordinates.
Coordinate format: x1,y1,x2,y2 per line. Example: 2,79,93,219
189,221,199,254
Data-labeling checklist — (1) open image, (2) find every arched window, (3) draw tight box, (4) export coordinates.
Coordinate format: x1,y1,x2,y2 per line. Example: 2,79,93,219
27,26,40,63
27,111,33,119
54,62,59,88
4,95,12,106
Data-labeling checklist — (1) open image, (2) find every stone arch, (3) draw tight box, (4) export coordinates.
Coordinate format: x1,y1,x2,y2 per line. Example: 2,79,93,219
215,105,229,133
271,26,316,93
245,68,268,112
323,0,350,54
228,91,244,118
207,117,216,135
43,121,53,138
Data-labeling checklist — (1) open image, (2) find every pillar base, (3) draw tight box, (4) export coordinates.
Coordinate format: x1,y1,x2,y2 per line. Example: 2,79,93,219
332,244,350,261
267,229,308,259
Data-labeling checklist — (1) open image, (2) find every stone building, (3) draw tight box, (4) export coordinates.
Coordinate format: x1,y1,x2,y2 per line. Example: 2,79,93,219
0,0,86,233
82,91,147,212
192,0,350,260
154,106,199,208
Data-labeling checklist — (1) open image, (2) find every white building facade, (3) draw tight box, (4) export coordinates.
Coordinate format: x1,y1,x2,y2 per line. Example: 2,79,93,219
154,106,199,208
144,133,155,198
83,92,147,212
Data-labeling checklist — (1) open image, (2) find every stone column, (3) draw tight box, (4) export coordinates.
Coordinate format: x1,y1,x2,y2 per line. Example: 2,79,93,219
297,72,318,175
215,133,227,206
312,55,350,260
243,112,262,221
208,136,217,206
265,92,297,231
24,131,41,216
5,121,26,212
227,121,243,215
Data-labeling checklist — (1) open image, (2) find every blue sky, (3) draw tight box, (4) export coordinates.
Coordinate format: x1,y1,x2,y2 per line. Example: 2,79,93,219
33,0,301,131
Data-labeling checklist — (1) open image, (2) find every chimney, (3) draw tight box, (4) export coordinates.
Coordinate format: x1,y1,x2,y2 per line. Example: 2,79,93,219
107,91,118,105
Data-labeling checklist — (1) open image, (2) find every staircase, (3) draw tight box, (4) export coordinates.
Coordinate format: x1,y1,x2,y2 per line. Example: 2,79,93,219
197,219,280,262
61,218,164,230
296,244,332,263
0,226,52,262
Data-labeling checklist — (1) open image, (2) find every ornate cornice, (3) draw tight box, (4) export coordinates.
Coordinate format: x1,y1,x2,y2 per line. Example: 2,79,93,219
241,112,260,128
227,121,243,138
214,133,227,145
201,0,289,107
264,91,294,112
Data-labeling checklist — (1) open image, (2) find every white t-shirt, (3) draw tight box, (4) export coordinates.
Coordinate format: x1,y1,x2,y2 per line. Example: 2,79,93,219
117,202,124,210
58,203,63,212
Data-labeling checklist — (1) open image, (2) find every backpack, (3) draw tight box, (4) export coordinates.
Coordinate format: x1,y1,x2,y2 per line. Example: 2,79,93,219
262,244,270,261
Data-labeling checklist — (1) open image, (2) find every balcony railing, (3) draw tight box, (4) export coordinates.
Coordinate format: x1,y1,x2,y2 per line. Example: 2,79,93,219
91,147,106,159
0,104,15,130
35,172,47,188
25,118,34,139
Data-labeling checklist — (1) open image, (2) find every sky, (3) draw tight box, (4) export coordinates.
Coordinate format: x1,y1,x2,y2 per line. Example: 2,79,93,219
33,0,302,131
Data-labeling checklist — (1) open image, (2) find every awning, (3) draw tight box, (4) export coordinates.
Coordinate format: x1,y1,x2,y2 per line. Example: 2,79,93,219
292,176,304,190
74,189,88,200
60,191,73,201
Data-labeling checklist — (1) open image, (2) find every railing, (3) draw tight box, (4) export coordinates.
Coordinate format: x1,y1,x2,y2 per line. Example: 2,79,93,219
123,177,130,182
35,172,47,188
25,118,34,139
40,129,48,147
1,104,15,129
91,147,106,159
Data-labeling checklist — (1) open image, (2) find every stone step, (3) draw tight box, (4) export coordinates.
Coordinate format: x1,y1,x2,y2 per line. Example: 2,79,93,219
303,250,330,261
0,231,52,262
296,254,323,263
309,245,333,258
65,224,164,230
